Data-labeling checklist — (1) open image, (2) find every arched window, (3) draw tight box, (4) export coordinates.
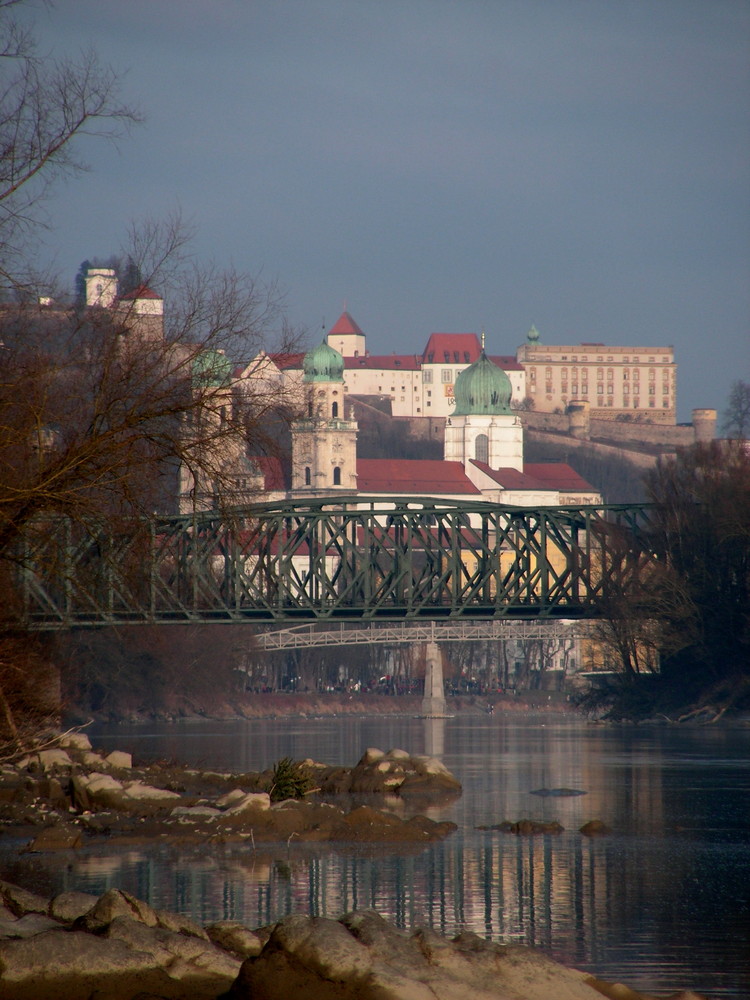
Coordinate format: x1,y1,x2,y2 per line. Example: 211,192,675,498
304,467,311,486
474,433,489,464
332,401,339,418
333,466,341,486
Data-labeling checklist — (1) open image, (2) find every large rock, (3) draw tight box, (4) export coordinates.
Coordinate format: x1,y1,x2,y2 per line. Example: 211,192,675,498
76,887,159,932
206,920,265,959
226,910,626,1000
48,890,100,923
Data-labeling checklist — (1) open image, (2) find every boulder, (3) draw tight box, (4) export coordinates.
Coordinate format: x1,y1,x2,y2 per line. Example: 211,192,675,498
48,890,99,923
25,823,83,851
35,749,73,770
580,820,613,837
0,880,49,916
226,910,615,1000
0,912,59,938
76,888,159,932
224,791,271,814
216,787,249,808
206,920,264,959
105,750,133,769
0,928,172,1000
58,732,92,752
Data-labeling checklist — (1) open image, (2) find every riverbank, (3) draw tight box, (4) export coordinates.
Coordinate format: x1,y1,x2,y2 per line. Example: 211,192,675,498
0,879,709,1000
67,690,575,725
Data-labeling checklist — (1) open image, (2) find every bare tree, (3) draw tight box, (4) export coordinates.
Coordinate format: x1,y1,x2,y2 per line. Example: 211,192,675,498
721,380,750,439
0,0,142,292
0,214,302,559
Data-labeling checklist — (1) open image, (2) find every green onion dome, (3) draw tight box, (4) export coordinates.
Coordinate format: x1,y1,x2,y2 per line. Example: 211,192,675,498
452,351,513,416
192,349,233,389
303,339,345,382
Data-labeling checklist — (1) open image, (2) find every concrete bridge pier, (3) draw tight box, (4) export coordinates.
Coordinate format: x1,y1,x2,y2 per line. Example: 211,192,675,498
421,641,448,717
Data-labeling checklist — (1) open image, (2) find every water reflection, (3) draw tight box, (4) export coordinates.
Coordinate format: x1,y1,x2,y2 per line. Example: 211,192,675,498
30,714,750,997
423,716,445,757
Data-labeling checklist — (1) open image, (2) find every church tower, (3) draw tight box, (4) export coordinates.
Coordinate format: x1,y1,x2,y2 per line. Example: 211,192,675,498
444,338,523,472
291,339,358,494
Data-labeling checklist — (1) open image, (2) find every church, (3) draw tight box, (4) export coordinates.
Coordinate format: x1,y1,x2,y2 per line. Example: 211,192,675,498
289,335,600,507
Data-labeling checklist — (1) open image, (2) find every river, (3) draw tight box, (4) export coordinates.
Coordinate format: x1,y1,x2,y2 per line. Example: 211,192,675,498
17,712,750,997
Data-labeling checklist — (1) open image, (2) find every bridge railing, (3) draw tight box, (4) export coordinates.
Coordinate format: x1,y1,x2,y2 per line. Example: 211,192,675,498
15,496,658,628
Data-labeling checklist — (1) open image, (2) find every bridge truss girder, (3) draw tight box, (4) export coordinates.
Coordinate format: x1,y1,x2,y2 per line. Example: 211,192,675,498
17,496,657,629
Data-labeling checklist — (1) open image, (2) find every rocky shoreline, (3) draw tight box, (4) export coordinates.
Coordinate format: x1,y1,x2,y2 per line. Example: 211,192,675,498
0,879,707,1000
0,733,461,849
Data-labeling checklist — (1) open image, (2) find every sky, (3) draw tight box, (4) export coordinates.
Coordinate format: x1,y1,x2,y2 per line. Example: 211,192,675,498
19,0,750,422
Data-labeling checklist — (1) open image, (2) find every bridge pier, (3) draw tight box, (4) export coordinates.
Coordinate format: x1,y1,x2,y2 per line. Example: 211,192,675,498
421,641,448,717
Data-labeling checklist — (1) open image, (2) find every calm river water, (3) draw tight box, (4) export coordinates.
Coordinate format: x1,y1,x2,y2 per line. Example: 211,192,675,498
23,713,750,997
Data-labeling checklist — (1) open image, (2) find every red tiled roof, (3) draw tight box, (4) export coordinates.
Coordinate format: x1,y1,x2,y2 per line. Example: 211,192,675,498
118,284,161,300
523,463,596,492
357,459,480,495
470,462,553,491
268,352,306,370
345,355,421,371
421,333,481,364
488,354,524,371
329,311,364,336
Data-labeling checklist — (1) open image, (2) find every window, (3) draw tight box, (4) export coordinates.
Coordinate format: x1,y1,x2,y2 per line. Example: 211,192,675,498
444,351,450,362
649,369,656,380
597,368,603,379
332,401,338,418
649,385,655,394
475,434,489,464
441,369,452,383
333,467,341,486
464,352,470,362
304,467,311,486
597,383,603,394
561,383,568,394
633,370,640,381
649,399,655,408
623,370,629,379
607,368,613,379
423,369,433,383
453,351,460,362
662,399,669,408
607,384,613,394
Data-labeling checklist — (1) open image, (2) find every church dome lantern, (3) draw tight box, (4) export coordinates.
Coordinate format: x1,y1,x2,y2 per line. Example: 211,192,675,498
452,345,513,416
303,339,345,383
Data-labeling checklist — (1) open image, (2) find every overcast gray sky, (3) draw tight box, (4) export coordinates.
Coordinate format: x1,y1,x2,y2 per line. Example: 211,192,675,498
24,0,750,421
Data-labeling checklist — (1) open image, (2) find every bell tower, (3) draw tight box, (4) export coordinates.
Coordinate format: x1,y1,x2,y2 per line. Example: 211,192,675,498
291,340,358,495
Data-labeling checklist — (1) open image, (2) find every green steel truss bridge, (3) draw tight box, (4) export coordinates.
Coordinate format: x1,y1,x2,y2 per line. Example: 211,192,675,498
16,496,657,630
